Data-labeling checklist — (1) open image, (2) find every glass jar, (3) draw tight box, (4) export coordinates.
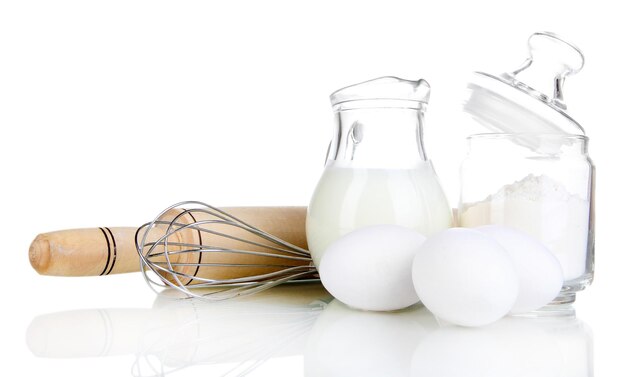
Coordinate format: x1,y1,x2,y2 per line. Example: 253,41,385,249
458,133,594,304
306,76,452,267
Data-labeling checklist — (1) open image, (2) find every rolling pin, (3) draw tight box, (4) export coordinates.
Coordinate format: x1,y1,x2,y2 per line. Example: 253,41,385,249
29,207,309,278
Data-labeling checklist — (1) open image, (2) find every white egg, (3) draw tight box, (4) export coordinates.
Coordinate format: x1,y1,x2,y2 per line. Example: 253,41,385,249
319,225,427,311
411,228,518,327
475,225,564,314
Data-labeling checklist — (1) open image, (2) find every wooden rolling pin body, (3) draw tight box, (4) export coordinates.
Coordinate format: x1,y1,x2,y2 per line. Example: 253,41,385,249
29,207,309,278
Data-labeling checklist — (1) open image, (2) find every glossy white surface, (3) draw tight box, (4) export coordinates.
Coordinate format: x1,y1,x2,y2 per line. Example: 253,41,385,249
1,0,625,375
17,282,599,376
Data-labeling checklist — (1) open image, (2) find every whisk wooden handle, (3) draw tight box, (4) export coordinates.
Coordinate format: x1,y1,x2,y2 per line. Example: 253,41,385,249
29,207,308,277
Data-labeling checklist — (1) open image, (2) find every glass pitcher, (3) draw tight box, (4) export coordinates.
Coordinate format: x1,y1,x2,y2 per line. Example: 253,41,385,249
306,76,453,267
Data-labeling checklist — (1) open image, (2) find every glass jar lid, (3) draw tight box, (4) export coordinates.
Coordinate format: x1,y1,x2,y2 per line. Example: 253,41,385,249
464,32,586,137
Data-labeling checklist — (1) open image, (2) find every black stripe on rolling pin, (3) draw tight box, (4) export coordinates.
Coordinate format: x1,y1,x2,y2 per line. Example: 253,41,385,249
99,227,112,276
104,227,117,275
185,210,203,286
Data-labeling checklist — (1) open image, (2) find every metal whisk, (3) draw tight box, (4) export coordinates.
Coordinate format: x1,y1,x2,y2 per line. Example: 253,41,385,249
135,201,318,300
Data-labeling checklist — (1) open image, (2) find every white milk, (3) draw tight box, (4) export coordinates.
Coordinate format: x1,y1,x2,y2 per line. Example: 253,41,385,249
306,161,452,267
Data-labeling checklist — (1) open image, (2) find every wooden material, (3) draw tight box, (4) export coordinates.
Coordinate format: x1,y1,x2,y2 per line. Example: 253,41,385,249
29,207,309,278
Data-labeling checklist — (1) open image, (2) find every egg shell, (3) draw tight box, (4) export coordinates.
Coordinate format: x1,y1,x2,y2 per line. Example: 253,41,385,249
412,228,519,327
476,225,564,314
319,225,427,311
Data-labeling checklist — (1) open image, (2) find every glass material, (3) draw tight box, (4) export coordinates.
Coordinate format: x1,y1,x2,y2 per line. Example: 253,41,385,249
306,76,452,267
464,32,586,145
460,32,595,306
458,134,594,304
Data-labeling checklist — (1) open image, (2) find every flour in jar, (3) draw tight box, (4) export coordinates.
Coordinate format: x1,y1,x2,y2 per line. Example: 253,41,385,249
459,174,591,281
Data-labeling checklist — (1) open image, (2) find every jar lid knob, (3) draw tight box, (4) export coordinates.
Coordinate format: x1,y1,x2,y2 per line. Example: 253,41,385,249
506,32,585,110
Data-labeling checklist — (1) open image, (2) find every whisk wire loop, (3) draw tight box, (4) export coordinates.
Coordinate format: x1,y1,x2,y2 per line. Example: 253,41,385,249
135,201,318,300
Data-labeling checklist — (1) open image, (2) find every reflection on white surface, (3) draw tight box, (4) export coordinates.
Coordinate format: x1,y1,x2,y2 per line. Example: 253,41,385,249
27,307,148,358
134,284,329,376
27,283,331,376
304,300,438,376
305,299,593,377
27,286,592,376
411,315,593,377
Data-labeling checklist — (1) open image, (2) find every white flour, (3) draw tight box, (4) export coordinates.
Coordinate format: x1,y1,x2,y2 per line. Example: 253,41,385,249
460,174,590,281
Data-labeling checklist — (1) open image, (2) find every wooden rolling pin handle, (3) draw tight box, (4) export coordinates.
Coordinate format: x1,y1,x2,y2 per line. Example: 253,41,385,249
29,206,308,277
30,227,142,276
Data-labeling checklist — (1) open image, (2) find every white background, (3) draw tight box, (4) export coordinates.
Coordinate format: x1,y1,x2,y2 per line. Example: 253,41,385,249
1,0,624,375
